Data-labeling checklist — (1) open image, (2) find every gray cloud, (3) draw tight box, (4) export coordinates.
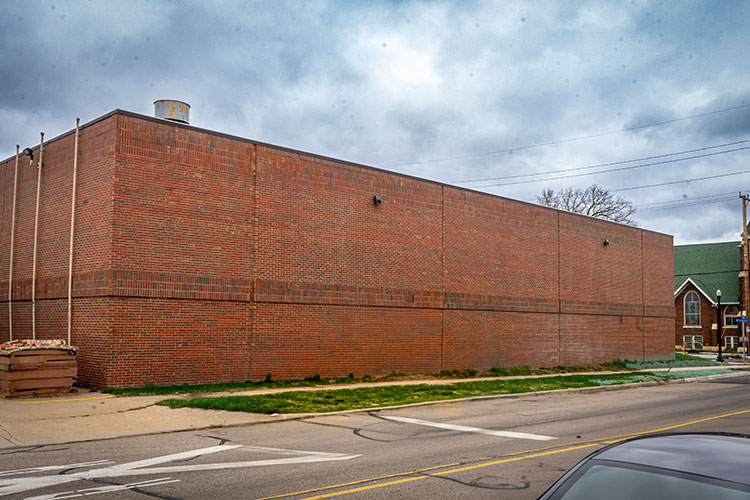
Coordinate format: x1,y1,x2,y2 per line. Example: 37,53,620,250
1,0,749,244
693,94,750,141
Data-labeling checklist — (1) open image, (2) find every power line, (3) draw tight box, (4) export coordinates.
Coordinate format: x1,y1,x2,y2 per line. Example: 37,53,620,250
676,270,740,277
637,191,739,208
636,191,743,211
383,102,750,168
454,139,750,184
522,172,750,204
613,168,750,193
472,145,750,188
638,196,737,212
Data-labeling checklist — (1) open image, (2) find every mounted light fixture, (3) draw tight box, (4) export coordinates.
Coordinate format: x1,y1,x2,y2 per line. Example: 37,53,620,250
22,147,34,161
603,239,610,246
373,195,382,205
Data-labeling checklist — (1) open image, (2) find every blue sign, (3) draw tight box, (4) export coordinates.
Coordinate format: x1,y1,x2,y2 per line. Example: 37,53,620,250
737,317,750,323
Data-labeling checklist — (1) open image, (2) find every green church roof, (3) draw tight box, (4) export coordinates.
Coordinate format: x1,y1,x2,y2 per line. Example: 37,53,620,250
674,241,741,303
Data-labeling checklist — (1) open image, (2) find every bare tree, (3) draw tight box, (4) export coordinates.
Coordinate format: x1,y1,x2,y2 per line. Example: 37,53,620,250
536,184,638,226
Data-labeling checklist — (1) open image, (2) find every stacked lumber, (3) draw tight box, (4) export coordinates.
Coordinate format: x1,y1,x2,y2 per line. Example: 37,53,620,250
0,340,77,398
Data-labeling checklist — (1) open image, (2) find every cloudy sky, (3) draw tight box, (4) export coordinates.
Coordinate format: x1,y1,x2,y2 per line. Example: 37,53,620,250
1,0,749,244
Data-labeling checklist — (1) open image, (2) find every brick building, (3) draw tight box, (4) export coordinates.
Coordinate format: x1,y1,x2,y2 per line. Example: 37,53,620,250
0,109,675,388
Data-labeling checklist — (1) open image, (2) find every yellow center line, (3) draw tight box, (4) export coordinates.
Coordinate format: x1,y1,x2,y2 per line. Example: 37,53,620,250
594,408,750,440
12,395,115,404
301,476,426,500
259,407,750,500
254,463,463,500
297,444,602,500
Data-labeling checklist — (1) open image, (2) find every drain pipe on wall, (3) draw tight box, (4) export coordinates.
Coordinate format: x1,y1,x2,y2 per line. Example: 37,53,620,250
31,132,44,340
8,146,20,340
67,119,80,346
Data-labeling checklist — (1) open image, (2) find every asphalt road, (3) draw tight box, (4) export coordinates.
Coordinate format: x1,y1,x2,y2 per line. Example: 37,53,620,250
2,374,750,500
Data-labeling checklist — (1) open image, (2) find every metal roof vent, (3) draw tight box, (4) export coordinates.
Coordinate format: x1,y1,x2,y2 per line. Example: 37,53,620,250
154,99,190,124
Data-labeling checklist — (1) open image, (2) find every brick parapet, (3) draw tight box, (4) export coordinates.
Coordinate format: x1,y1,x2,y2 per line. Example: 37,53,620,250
253,279,668,316
645,305,675,318
1,270,252,303
1,273,673,317
254,279,443,308
560,300,643,317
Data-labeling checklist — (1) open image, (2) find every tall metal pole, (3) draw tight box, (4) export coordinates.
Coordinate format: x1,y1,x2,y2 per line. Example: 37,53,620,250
31,133,43,340
8,146,20,340
67,119,80,346
717,290,724,362
742,193,749,363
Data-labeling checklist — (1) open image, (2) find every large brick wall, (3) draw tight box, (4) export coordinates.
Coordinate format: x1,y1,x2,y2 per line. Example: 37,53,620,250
252,304,442,380
0,110,675,388
0,117,116,379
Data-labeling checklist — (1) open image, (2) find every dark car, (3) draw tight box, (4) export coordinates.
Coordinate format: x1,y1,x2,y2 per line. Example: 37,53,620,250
538,433,750,500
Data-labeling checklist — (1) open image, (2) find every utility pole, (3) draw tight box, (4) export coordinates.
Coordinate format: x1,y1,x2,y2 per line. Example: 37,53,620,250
741,192,750,364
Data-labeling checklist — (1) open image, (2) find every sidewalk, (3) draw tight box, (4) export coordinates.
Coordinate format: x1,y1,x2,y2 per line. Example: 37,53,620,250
1,364,748,449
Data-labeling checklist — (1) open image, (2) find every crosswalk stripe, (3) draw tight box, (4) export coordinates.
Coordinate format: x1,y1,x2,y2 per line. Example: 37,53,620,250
382,416,556,441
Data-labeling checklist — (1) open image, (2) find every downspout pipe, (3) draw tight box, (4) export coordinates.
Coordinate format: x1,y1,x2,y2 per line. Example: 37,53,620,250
31,133,43,340
67,119,80,346
8,146,19,340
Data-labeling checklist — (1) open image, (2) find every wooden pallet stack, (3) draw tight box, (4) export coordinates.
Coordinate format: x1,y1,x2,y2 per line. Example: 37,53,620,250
0,340,77,398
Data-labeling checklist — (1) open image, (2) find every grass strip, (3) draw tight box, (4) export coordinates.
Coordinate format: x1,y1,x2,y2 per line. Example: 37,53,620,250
105,356,719,396
674,353,706,361
155,369,733,414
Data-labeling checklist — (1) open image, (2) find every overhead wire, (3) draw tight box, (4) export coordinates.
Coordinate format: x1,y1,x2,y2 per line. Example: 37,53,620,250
426,101,750,220
636,191,739,208
472,145,750,188
454,139,750,184
383,102,750,168
612,168,750,193
638,196,738,212
675,271,740,277
522,178,750,204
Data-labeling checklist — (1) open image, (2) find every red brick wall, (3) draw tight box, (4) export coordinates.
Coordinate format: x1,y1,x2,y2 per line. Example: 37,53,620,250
252,304,442,380
443,311,560,370
560,214,644,317
441,189,560,371
254,146,443,289
251,146,445,380
644,232,675,318
560,314,644,366
0,117,117,343
108,298,252,387
444,188,560,310
644,231,675,359
114,115,255,277
646,317,675,359
104,115,255,386
1,110,675,388
68,298,112,388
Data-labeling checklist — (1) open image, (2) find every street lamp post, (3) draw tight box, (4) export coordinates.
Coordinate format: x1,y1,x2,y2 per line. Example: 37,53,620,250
717,289,724,362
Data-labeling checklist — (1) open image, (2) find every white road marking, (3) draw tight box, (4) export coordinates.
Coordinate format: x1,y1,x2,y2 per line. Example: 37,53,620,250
0,461,114,477
382,416,556,441
101,452,361,477
0,445,361,497
92,444,243,475
25,477,180,500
